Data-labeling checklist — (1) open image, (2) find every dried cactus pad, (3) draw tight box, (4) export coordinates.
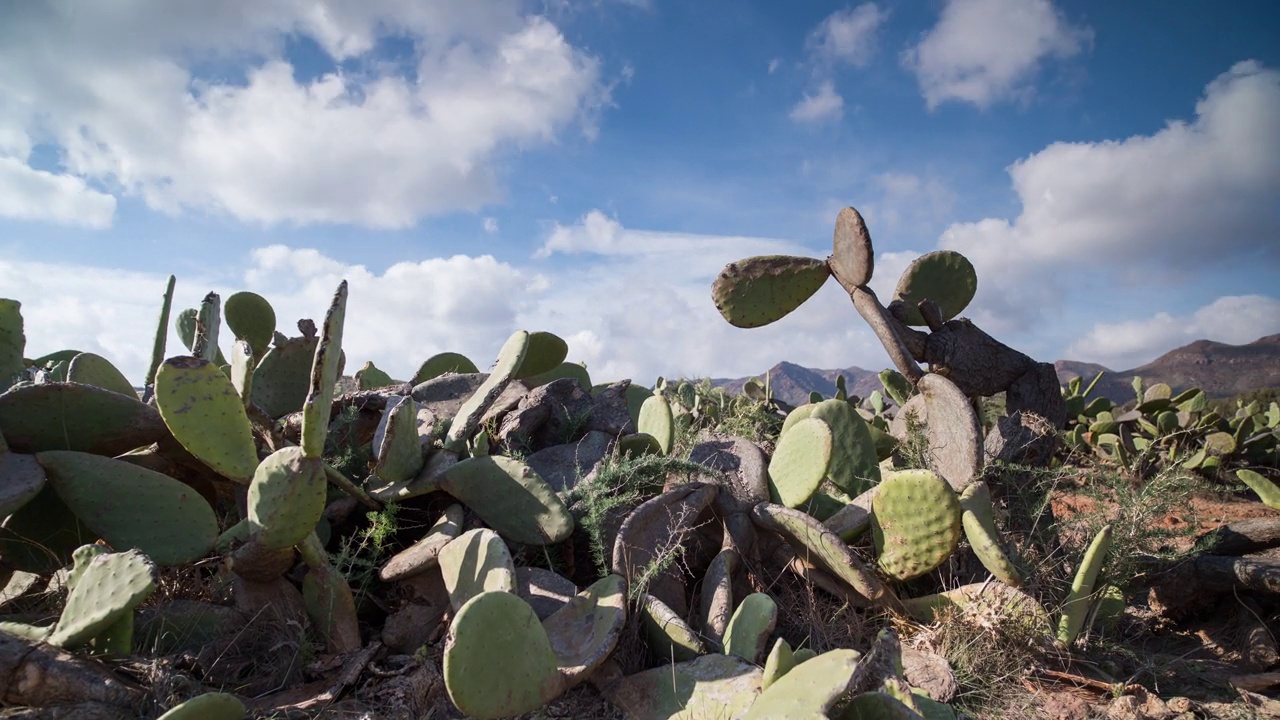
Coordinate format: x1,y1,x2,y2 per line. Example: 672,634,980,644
543,573,627,685
892,250,977,326
712,255,830,329
444,590,565,720
829,206,875,288
872,470,962,581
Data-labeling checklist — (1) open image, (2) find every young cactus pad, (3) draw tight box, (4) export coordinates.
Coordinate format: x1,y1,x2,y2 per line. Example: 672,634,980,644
742,648,863,720
891,250,978,326
872,470,962,581
223,290,277,360
48,549,155,649
444,590,565,720
712,255,831,328
154,356,258,484
637,394,675,455
36,451,218,566
301,280,347,458
437,456,574,545
767,416,833,508
1057,523,1113,646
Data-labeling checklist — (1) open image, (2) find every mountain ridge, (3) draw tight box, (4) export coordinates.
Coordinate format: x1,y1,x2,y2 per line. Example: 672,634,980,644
707,334,1280,407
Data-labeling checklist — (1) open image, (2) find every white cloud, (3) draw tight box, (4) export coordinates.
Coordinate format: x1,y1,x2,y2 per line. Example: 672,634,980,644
937,61,1280,333
902,0,1092,109
0,2,607,228
1066,295,1280,370
0,156,116,228
482,217,500,234
790,81,845,124
768,58,781,74
861,173,957,235
805,4,889,69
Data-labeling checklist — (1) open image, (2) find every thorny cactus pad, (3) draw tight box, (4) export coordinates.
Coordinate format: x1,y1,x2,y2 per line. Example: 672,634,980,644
712,255,831,328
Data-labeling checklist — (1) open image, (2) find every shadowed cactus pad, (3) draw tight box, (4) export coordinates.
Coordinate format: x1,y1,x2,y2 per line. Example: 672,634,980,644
49,549,155,649
444,590,564,719
872,470,962,582
156,692,246,720
248,446,328,551
1058,524,1112,646
438,528,517,612
638,592,705,662
723,592,778,664
437,456,573,545
66,352,136,397
829,206,874,288
0,382,167,456
412,351,480,384
36,451,218,566
712,255,831,328
224,290,277,360
543,574,627,685
0,452,46,518
892,250,977,326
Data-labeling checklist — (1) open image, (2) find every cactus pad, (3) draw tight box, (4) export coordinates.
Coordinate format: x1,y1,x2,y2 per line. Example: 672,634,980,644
743,648,862,720
49,549,155,649
37,451,217,566
723,592,777,664
809,399,881,496
1237,469,1280,510
66,353,136,397
514,331,569,380
767,417,833,508
444,330,528,452
444,590,564,720
712,255,831,328
224,290,277,360
637,394,675,455
762,638,796,691
872,470,962,581
829,206,875,288
637,592,705,662
892,250,977,326
371,396,425,485
437,456,573,545
247,446,328,551
0,299,24,392
0,451,46,517
154,356,258,484
379,504,463,581
356,361,396,390
412,351,480,384
1057,523,1113,646
0,382,167,456
156,692,247,720
543,574,627,685
958,482,1022,586
438,528,517,612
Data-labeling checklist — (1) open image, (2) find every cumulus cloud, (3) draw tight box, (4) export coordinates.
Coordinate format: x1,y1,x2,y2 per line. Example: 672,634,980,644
0,157,116,228
937,61,1280,333
903,0,1092,109
790,80,845,123
1066,295,1280,370
0,1,607,228
805,4,889,69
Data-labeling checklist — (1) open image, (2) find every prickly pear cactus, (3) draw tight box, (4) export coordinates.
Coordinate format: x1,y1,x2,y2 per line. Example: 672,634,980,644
154,356,258,484
712,255,831,329
412,351,479,384
0,299,26,392
1057,524,1113,646
514,330,569,380
247,446,328,551
49,548,155,649
891,250,977,326
66,352,136,397
767,416,833,508
723,592,778,664
437,456,574,545
156,692,247,720
872,470,962,582
742,648,862,720
224,290,277,361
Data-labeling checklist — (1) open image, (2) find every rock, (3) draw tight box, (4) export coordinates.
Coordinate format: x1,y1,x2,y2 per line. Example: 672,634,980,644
587,380,636,436
381,603,448,655
525,431,615,493
410,373,527,425
531,378,595,449
515,566,578,620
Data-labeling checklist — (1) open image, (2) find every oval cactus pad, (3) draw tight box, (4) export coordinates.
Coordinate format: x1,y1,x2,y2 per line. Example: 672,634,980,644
892,250,977,326
712,255,830,329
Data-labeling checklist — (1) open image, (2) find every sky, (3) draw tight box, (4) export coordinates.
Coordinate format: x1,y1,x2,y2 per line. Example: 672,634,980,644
1,0,1278,388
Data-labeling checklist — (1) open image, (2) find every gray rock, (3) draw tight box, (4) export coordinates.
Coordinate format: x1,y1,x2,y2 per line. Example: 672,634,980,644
526,431,615,493
531,378,595,449
382,602,448,655
588,380,636,436
515,566,578,619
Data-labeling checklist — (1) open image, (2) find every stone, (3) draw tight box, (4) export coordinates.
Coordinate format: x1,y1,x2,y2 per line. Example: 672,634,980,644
382,602,449,655
525,431,615,493
587,380,636,437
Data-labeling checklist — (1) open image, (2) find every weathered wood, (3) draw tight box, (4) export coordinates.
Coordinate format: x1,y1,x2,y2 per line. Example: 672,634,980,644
1194,554,1280,595
0,633,143,709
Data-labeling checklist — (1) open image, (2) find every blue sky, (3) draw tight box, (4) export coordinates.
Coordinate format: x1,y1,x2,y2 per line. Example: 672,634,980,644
1,0,1277,387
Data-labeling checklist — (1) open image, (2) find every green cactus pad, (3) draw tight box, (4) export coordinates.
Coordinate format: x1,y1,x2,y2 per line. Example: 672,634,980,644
355,361,396,390
723,592,777,664
37,451,217,566
49,549,155,649
839,692,924,719
247,446,328,551
958,482,1022,587
437,455,573,545
224,291,277,361
743,648,862,720
768,417,833,508
144,276,176,393
154,356,258,484
444,331,528,453
810,399,881,496
712,255,831,329
892,250,977,326
438,528,518,612
751,503,903,613
829,206,875,288
192,292,222,364
514,331,569,380
1057,524,1113,646
0,485,91,573
1237,469,1280,511
0,299,24,392
879,369,914,408
229,340,255,401
618,432,663,458
638,394,675,456
251,336,338,419
65,353,136,397
872,470,962,581
372,396,424,485
157,692,247,720
444,590,565,720
300,535,361,654
300,281,348,458
412,352,480,384
0,451,46,518
543,574,627,685
0,382,167,455
780,403,817,437
523,361,592,389
762,637,796,691
637,592,705,663
605,653,762,720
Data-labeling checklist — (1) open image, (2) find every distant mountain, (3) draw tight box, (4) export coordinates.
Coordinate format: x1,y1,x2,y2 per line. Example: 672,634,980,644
1054,333,1280,403
707,334,1280,407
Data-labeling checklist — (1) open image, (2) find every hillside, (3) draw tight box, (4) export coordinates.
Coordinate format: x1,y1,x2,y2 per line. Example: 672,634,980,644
710,334,1280,406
